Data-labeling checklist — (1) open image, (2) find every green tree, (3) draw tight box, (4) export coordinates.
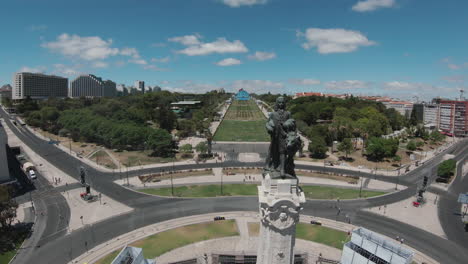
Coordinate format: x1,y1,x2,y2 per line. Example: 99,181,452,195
195,141,208,155
179,144,193,153
437,159,456,179
406,140,417,151
147,129,173,157
308,136,328,159
430,130,445,143
0,185,17,229
366,137,399,161
338,138,353,159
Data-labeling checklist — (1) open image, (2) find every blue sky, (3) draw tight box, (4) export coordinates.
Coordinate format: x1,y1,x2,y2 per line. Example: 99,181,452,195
1,0,467,100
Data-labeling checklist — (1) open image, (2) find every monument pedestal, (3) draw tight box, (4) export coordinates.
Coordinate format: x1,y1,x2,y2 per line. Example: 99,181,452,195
256,173,306,264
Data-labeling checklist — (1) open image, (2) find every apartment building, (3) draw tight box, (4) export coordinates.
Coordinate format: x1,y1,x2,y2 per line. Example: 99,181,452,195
135,80,145,94
70,74,116,98
13,72,68,100
439,100,468,136
423,104,440,126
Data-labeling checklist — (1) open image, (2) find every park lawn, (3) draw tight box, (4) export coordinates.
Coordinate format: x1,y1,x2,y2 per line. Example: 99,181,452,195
139,184,385,199
213,120,269,142
224,100,265,121
140,184,258,197
301,186,385,200
247,222,349,249
90,150,118,169
296,223,350,249
0,248,18,264
95,220,239,264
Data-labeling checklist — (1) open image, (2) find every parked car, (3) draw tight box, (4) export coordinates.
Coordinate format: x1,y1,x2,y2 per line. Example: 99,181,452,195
29,170,37,179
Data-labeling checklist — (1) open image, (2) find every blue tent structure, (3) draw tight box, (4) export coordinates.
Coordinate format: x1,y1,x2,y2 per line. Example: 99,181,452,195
235,89,250,101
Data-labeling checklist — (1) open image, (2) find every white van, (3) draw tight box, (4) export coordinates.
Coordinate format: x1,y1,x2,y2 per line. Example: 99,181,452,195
29,170,37,179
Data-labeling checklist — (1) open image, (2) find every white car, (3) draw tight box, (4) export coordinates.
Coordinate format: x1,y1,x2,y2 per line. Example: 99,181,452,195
29,170,37,179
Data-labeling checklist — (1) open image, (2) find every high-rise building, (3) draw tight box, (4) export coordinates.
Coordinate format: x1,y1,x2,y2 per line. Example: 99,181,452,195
423,104,440,126
13,72,68,100
0,84,12,102
135,80,145,93
70,74,116,98
439,100,468,137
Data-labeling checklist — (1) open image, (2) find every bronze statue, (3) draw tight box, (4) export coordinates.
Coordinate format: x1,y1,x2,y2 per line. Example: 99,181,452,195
264,97,301,179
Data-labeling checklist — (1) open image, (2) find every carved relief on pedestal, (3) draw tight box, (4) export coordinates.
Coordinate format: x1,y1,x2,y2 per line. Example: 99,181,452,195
260,200,300,232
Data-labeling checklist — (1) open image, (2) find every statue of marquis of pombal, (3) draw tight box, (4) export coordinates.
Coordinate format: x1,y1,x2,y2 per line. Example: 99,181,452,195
264,96,302,179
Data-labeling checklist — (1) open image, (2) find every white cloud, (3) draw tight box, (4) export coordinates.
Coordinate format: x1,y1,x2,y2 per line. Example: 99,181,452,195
18,66,47,74
120,47,140,58
382,81,458,97
442,75,466,83
248,51,276,61
176,37,248,56
299,28,376,54
216,58,242,66
151,56,170,63
168,34,202,46
91,61,108,68
352,0,396,12
163,81,219,93
325,80,371,89
129,58,148,65
231,80,285,94
447,64,460,70
151,42,166,48
42,33,120,60
289,79,321,86
220,0,268,8
52,64,81,75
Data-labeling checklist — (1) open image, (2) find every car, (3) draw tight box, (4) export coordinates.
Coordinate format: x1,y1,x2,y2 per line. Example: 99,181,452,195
29,170,37,179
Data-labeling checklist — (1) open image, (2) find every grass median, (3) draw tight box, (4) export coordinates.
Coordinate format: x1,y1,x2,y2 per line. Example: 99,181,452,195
248,222,349,249
95,220,239,264
138,184,386,199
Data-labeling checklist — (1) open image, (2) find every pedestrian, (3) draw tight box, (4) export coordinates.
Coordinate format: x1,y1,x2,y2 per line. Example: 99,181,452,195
400,238,404,244
396,235,400,241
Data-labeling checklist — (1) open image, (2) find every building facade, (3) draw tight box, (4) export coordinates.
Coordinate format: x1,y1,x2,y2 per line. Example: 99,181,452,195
438,100,468,137
13,72,68,100
235,88,250,101
0,84,12,102
423,104,440,126
70,74,116,98
135,80,145,94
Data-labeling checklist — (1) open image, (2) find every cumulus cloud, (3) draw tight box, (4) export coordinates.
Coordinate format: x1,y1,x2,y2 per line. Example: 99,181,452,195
299,28,376,54
143,65,166,71
168,34,202,46
163,80,219,93
325,80,371,89
18,66,47,73
442,75,466,83
42,34,120,60
119,47,140,58
289,79,321,86
352,0,396,12
216,58,242,66
248,51,276,61
220,0,268,8
174,37,248,56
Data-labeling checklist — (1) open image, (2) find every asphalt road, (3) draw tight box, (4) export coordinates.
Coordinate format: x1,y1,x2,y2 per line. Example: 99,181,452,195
2,108,468,264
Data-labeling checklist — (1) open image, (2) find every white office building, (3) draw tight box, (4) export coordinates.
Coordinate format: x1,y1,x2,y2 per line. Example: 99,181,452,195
423,104,440,126
70,74,116,98
135,80,145,93
13,72,68,100
341,227,414,264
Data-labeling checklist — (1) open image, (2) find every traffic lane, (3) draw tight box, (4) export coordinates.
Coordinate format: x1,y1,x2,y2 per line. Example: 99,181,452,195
26,196,259,264
37,192,69,246
438,156,468,250
354,211,468,264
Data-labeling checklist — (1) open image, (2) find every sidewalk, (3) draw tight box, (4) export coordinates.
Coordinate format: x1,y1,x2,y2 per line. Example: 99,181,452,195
116,171,401,192
2,119,133,233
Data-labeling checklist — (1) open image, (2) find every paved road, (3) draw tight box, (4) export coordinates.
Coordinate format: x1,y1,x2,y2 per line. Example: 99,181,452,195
2,108,468,264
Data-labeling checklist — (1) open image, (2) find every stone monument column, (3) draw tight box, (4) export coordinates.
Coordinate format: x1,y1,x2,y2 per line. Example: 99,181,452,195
256,173,305,264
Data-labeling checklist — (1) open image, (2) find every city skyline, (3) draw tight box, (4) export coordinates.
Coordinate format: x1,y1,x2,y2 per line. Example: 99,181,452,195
1,0,467,99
